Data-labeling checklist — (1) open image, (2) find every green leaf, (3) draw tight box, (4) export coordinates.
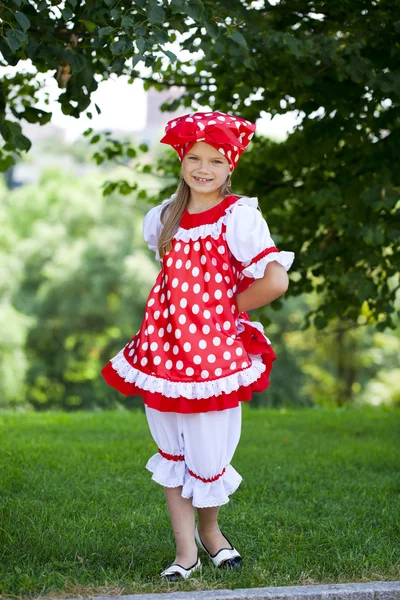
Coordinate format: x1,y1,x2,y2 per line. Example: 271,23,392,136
119,181,137,195
15,11,30,31
170,0,185,12
147,4,166,24
80,19,97,32
64,50,86,73
83,127,93,137
5,33,21,52
121,15,134,31
286,35,303,57
90,134,101,144
95,103,101,115
110,7,121,19
205,21,219,38
110,57,125,73
162,49,177,63
22,107,52,125
168,17,187,34
110,38,133,55
80,66,97,90
138,189,148,200
62,7,73,20
99,26,114,37
102,181,118,194
153,27,169,44
134,25,147,36
231,30,248,49
6,29,28,51
25,37,39,59
243,56,255,69
131,54,144,68
0,153,15,171
184,0,204,21
0,39,19,64
13,132,31,151
136,36,146,54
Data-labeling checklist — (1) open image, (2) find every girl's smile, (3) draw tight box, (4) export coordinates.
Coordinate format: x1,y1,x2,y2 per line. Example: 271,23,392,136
192,176,213,184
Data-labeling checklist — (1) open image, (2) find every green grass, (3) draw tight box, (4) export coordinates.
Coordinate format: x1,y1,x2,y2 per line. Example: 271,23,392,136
0,406,399,599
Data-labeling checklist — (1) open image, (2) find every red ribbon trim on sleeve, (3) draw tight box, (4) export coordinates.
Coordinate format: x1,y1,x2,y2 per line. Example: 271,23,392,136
246,246,279,267
235,246,280,294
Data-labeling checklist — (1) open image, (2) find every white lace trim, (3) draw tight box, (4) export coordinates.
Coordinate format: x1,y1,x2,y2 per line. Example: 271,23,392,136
109,347,267,399
242,250,295,277
172,195,259,242
146,453,186,488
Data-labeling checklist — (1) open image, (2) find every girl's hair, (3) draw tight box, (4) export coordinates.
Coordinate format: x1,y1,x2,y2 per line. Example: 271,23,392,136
157,175,234,260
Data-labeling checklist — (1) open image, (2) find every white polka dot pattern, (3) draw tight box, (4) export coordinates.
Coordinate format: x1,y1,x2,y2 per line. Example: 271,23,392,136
114,194,275,402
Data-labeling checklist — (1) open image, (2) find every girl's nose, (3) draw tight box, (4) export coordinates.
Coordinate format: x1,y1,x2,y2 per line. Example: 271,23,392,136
198,160,210,171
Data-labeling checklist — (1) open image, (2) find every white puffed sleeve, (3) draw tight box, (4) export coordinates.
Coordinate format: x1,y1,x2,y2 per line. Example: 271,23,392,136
142,196,174,261
225,204,295,279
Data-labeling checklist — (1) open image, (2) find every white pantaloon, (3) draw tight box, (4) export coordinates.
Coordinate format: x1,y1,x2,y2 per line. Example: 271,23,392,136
145,405,243,508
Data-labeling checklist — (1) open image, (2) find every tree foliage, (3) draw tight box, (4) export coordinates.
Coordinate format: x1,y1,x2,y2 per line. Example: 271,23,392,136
153,0,400,331
1,156,399,411
0,0,233,168
1,0,399,331
0,166,161,409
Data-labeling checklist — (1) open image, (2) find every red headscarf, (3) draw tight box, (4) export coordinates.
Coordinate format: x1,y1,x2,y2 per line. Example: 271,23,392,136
160,111,256,170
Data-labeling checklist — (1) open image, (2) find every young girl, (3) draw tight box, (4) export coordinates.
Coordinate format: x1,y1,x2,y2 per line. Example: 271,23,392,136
101,111,295,581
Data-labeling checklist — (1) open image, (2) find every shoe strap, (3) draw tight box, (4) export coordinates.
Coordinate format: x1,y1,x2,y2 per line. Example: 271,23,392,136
195,526,241,566
161,559,200,579
210,547,241,567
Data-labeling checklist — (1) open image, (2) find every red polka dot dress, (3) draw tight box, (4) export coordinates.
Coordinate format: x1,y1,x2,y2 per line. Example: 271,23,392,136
101,194,295,413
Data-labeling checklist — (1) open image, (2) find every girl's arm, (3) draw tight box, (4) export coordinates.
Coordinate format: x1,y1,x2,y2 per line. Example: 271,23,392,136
235,262,289,314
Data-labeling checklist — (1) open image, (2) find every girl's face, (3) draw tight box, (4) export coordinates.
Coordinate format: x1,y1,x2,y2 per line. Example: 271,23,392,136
181,142,231,196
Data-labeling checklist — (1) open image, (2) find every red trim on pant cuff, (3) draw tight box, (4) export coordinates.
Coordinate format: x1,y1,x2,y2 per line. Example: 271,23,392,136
158,448,184,462
188,467,226,483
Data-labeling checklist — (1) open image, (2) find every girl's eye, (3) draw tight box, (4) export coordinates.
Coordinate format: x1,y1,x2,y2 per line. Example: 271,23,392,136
213,160,223,164
189,156,198,160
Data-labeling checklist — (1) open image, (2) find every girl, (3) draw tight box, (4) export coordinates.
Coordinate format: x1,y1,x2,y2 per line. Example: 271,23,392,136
101,111,295,580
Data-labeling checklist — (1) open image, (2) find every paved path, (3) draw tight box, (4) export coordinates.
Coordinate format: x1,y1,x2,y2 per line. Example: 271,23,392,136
63,581,400,600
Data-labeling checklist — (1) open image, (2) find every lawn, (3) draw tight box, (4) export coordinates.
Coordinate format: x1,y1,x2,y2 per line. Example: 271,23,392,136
0,405,399,599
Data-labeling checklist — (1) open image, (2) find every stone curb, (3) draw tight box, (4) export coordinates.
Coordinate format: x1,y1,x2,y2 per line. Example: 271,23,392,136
63,581,400,600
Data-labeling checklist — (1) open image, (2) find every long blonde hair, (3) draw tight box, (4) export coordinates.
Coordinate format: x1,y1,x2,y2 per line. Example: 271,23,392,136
157,175,234,259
